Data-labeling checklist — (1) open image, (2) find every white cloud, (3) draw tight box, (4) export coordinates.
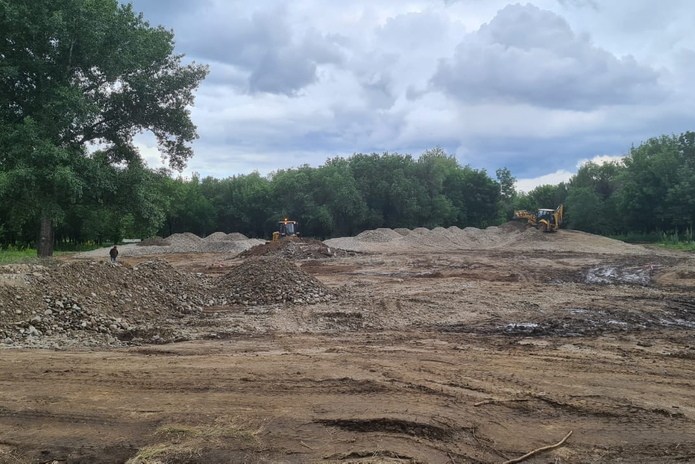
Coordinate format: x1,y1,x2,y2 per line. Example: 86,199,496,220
515,169,574,193
577,154,625,168
431,3,664,110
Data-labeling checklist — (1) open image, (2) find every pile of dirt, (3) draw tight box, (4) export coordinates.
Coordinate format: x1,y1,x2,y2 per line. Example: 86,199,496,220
216,257,335,305
239,236,352,260
0,260,218,347
204,232,249,242
499,221,528,232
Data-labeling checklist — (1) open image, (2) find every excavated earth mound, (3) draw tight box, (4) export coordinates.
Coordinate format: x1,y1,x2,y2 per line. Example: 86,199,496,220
0,260,218,347
239,236,353,260
216,257,335,305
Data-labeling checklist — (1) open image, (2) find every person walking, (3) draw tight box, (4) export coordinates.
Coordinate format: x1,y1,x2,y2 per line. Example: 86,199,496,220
109,245,119,263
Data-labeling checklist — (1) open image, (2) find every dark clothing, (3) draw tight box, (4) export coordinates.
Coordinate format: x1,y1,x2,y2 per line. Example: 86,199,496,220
109,246,118,262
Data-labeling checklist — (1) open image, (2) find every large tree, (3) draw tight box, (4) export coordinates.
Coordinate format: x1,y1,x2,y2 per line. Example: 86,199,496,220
0,0,208,256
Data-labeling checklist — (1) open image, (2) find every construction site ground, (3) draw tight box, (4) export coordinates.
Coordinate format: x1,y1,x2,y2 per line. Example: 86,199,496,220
1,226,695,463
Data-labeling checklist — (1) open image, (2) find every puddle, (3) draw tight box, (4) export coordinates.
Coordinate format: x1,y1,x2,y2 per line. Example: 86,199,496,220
585,265,652,285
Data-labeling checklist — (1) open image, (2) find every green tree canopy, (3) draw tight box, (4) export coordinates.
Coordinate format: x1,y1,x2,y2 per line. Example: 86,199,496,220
0,0,208,255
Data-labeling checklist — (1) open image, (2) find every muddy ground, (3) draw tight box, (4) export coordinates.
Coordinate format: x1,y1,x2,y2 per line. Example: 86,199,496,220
1,229,695,463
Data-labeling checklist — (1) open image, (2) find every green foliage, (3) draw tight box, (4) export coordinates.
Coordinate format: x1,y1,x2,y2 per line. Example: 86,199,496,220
565,187,604,233
495,167,517,223
608,231,662,244
0,0,208,255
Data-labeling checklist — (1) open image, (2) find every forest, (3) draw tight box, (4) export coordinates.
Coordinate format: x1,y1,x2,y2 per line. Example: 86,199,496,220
2,133,695,247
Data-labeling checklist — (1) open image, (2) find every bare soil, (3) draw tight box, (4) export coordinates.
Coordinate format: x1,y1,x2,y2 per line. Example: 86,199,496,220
1,229,695,463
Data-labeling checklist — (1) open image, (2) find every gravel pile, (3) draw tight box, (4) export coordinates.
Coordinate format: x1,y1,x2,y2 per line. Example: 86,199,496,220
0,260,219,348
217,257,335,306
240,236,353,260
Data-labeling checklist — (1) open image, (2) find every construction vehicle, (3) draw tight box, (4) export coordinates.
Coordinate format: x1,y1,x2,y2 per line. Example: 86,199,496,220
513,204,563,232
272,218,299,241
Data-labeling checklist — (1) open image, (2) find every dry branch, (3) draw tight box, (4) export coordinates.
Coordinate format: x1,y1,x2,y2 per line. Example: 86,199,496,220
474,398,530,407
502,430,573,464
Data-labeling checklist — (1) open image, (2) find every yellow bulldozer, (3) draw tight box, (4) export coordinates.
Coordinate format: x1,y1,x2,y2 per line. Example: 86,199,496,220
513,204,563,232
272,218,300,241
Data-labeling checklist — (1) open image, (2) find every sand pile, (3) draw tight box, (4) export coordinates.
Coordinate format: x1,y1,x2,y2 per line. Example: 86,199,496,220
355,228,404,243
75,232,264,259
324,224,653,255
216,257,335,305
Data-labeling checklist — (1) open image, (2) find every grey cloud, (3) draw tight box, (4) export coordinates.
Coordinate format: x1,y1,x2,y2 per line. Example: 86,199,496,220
431,3,664,110
179,8,343,96
361,73,397,109
249,49,317,95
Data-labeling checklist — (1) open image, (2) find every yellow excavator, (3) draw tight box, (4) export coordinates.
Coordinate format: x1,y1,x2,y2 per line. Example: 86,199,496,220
272,218,300,241
513,205,563,232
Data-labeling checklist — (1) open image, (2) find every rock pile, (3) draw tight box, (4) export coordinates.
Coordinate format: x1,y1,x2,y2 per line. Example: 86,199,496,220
240,236,352,260
0,260,218,347
0,254,341,348
217,257,335,305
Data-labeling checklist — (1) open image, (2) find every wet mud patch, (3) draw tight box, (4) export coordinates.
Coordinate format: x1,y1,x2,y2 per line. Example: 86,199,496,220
436,302,695,337
324,450,423,463
585,265,654,285
316,418,456,441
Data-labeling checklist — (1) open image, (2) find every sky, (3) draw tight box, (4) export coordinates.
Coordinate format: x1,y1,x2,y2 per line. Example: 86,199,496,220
122,0,695,191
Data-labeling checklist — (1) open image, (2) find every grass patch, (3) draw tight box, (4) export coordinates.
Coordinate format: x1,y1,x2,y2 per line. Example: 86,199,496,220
126,444,200,464
0,248,38,265
126,419,263,464
654,242,695,251
608,232,661,244
0,249,75,265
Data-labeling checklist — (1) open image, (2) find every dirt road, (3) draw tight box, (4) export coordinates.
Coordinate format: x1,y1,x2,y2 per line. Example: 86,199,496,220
1,229,695,463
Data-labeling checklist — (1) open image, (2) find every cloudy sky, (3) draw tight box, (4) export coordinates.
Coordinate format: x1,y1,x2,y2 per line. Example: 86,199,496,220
123,0,695,191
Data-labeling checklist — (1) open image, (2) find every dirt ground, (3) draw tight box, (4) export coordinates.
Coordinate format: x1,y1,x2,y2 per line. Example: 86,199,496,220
2,229,695,463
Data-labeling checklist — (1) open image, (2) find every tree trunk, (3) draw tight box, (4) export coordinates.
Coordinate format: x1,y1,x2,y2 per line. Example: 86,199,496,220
38,215,54,258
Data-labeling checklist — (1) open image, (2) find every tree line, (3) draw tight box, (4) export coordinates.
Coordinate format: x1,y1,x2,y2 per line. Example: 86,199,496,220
3,133,695,248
